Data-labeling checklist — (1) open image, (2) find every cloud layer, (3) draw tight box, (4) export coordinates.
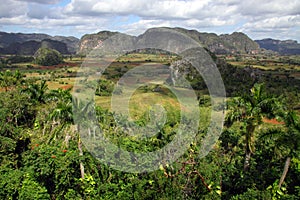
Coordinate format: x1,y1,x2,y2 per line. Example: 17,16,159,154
0,0,299,41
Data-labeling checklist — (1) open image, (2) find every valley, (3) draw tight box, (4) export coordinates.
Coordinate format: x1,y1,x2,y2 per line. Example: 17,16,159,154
0,27,300,199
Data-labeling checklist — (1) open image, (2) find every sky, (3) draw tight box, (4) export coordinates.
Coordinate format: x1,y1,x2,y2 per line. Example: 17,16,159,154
0,0,300,41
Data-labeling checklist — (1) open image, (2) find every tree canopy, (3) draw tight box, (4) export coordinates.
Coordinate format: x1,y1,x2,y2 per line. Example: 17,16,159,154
34,47,63,66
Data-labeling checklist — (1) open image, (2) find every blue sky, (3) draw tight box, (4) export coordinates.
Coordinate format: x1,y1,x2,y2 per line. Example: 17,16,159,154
1,0,299,41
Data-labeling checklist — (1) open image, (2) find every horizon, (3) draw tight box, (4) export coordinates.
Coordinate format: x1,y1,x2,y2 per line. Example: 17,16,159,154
1,28,299,43
1,0,299,42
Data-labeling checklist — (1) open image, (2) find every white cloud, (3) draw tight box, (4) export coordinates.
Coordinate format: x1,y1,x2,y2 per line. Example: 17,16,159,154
0,0,299,41
27,4,66,19
0,0,27,18
0,16,28,26
236,0,300,17
242,16,300,31
16,0,62,5
62,0,244,36
238,15,300,40
121,19,172,35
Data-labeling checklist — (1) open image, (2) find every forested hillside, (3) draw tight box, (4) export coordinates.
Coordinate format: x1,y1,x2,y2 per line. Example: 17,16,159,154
0,32,79,55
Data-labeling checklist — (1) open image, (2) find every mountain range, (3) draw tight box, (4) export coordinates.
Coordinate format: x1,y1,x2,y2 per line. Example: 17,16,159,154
0,28,299,55
0,32,79,55
255,38,300,55
78,27,260,55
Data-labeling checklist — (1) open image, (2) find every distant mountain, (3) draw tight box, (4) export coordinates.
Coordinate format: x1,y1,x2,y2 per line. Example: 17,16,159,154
78,31,121,55
77,27,260,55
255,38,300,55
0,39,70,55
52,36,80,54
0,32,79,55
220,32,260,54
2,29,300,56
170,27,260,54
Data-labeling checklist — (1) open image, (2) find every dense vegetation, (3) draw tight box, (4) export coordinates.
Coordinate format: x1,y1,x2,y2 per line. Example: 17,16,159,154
34,47,63,66
0,51,300,200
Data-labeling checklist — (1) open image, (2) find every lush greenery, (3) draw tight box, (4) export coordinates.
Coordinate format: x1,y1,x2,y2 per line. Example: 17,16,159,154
0,51,300,199
34,47,63,66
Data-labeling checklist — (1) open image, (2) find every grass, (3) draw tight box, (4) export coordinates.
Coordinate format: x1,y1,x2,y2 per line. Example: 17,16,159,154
95,87,182,121
117,53,176,63
228,58,300,71
95,84,213,131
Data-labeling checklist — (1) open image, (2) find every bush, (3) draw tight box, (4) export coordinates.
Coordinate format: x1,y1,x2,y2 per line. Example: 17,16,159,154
7,55,34,64
230,189,272,200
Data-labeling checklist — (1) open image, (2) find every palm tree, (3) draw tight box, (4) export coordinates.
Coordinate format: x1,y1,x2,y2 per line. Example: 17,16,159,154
47,91,86,179
225,83,279,171
49,101,73,125
46,88,95,179
23,80,49,103
48,87,72,103
46,87,75,142
0,70,13,91
11,70,24,86
260,109,300,190
0,70,25,92
72,96,95,180
265,111,300,189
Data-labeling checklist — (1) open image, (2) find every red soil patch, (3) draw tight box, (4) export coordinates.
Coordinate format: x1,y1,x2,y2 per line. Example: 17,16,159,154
56,63,78,67
263,118,284,125
38,62,78,70
60,85,73,90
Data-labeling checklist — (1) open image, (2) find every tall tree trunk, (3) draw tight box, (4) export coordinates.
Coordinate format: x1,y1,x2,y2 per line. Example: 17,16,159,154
244,150,251,171
77,125,85,179
244,124,255,171
278,157,291,189
78,138,85,179
64,134,71,148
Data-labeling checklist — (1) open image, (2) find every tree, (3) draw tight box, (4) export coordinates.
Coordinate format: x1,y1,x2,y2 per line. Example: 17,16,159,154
264,111,300,189
49,92,94,180
34,47,63,66
0,70,24,92
225,83,279,171
48,87,72,103
72,97,95,180
23,80,49,104
278,111,300,187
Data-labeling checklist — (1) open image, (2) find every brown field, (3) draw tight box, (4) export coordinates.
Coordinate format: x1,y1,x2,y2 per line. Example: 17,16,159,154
263,118,285,125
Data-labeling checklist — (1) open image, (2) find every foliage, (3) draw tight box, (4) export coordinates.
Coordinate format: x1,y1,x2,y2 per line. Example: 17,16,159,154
7,55,34,64
0,66,299,199
0,70,25,91
225,83,281,170
95,79,116,96
34,47,63,66
230,188,272,200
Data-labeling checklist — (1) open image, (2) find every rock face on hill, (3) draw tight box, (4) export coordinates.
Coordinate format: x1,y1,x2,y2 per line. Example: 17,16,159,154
171,28,260,54
77,27,261,55
0,32,79,55
255,38,300,55
77,31,137,55
78,31,118,55
220,32,260,54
